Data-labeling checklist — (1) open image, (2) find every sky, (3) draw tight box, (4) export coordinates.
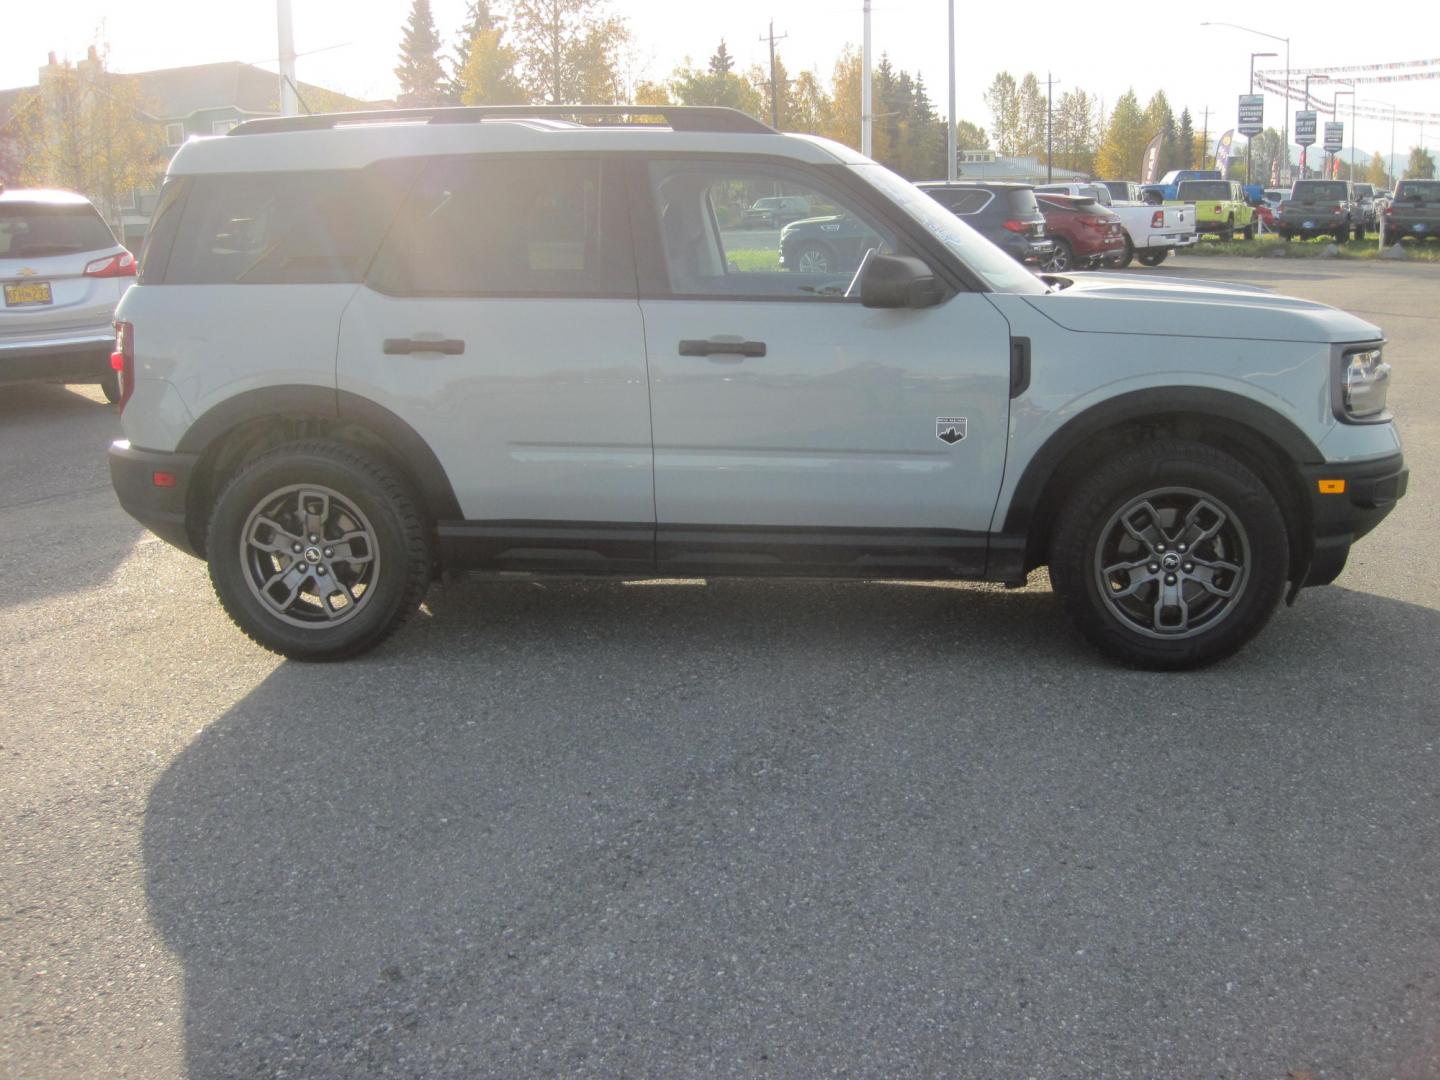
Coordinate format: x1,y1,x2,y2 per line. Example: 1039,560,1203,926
3,0,1437,158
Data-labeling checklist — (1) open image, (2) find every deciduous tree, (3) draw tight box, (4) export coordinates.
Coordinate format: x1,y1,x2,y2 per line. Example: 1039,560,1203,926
1094,89,1146,179
983,72,1020,156
509,0,628,105
1405,146,1435,179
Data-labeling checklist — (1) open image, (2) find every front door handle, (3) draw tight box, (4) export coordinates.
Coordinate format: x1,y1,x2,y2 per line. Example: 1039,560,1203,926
678,338,767,358
383,338,465,356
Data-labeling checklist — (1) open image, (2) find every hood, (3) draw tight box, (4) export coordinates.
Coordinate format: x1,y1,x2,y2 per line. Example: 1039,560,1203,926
1022,272,1381,344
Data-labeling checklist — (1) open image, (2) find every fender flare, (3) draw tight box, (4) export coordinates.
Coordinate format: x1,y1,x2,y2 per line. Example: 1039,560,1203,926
1000,386,1324,536
176,385,462,521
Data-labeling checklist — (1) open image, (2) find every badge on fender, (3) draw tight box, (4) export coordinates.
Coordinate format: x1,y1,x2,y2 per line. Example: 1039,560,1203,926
936,417,967,444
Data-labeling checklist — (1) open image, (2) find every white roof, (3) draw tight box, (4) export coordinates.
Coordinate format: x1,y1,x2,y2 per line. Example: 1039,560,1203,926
166,118,860,175
0,188,96,205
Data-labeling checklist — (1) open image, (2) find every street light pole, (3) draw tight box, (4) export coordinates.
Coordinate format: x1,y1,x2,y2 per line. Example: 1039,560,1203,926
1201,23,1290,180
946,0,956,182
1248,51,1277,184
861,0,872,157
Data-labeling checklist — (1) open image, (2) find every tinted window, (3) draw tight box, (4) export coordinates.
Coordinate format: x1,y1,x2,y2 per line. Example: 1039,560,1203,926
1177,181,1233,200
928,189,992,215
138,178,189,284
369,157,630,297
1003,189,1042,217
1395,180,1440,202
166,163,417,284
1291,181,1348,202
0,201,116,258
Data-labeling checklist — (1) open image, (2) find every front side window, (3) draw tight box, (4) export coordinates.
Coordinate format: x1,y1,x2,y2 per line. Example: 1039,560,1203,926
368,156,631,297
646,160,897,299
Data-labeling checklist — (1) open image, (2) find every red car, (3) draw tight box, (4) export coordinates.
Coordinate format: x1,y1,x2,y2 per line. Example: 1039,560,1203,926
1034,193,1126,272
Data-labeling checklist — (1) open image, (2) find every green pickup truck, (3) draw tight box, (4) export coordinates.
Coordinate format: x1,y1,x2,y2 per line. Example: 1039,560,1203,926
1383,179,1440,245
1172,179,1256,240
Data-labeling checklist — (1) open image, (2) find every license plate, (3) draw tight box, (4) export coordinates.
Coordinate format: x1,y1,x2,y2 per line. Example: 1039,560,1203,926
1303,220,1315,229
3,280,53,307
1415,224,1428,233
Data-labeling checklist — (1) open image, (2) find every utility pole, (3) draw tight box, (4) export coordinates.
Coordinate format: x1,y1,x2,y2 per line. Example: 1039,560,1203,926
1046,72,1059,182
861,0,872,156
758,20,788,129
277,0,298,116
1201,106,1210,168
946,0,956,181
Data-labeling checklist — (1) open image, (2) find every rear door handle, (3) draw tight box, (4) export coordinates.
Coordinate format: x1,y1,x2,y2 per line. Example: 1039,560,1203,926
382,338,465,356
678,338,766,358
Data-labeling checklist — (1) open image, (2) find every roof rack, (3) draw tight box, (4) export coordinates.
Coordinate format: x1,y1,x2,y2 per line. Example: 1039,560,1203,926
229,105,776,137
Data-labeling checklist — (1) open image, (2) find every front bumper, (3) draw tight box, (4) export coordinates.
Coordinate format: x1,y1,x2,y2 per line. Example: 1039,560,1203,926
108,440,202,557
1300,452,1408,587
0,333,113,383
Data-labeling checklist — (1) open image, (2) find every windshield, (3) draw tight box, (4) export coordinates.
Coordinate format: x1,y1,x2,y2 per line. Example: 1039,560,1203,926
853,163,1047,294
1292,181,1347,202
1177,181,1232,200
1395,180,1440,202
0,201,117,259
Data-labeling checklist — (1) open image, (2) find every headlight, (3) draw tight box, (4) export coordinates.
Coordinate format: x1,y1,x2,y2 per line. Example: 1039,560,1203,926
1339,347,1391,420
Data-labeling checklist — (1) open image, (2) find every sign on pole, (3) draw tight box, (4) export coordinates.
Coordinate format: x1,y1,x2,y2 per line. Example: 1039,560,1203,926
1324,122,1344,152
1238,94,1264,136
1295,111,1318,146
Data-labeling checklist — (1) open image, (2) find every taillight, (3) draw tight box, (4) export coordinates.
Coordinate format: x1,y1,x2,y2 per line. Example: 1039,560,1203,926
111,320,135,412
1385,205,1393,216
1001,218,1029,233
1151,210,1164,228
1213,204,1223,214
1080,216,1110,227
85,251,137,278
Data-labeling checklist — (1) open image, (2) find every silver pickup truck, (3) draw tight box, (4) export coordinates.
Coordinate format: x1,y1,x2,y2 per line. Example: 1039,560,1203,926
1039,181,1197,266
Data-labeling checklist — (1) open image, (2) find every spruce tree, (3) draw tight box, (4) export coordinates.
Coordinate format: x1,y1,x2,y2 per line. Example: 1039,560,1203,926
395,0,447,107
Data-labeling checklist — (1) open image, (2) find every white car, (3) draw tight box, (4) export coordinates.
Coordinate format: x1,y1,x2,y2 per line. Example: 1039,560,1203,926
0,188,135,401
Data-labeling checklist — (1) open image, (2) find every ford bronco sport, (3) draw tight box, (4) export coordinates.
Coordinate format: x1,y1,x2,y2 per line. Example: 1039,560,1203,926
108,105,1407,669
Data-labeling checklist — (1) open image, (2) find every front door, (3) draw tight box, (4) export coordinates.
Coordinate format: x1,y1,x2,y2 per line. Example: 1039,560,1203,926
631,158,1014,576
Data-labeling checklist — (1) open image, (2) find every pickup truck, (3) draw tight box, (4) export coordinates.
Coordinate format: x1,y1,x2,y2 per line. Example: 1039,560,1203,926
1172,179,1256,241
1382,179,1440,245
1275,180,1361,242
1035,181,1196,266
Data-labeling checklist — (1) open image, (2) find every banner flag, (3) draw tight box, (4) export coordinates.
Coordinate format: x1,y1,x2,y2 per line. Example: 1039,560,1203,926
1215,130,1235,178
1140,132,1165,183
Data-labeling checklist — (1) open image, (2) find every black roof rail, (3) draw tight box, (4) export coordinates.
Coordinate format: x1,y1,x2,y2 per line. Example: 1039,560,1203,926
229,105,776,137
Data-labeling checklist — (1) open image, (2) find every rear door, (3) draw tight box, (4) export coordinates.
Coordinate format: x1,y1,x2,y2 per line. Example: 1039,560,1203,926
630,157,1013,576
337,155,654,569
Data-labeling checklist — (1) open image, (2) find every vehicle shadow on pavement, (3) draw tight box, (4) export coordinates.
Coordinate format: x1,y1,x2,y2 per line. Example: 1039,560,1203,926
143,579,1440,1078
0,383,143,612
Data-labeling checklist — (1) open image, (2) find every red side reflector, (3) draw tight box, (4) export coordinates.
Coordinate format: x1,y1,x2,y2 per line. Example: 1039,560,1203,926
152,471,178,488
110,350,124,371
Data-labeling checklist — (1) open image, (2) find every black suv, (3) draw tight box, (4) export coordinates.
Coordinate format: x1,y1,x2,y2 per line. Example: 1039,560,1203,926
915,182,1053,265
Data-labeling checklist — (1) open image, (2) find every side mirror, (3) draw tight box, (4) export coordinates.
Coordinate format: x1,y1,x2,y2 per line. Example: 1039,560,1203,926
859,254,942,309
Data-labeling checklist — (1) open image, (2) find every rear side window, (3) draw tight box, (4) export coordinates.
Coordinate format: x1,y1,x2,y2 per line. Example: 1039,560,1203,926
928,189,991,215
0,201,116,258
367,156,632,297
1003,189,1042,217
163,161,418,284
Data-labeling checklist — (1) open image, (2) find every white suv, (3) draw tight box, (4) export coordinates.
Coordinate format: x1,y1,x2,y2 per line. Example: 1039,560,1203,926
1,188,135,400
108,106,1407,668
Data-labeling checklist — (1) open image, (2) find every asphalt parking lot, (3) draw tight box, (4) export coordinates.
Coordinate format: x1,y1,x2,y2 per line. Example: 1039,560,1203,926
3,257,1438,1079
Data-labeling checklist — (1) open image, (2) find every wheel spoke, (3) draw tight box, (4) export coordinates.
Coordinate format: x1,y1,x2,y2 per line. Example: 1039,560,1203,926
328,530,374,565
1152,577,1191,634
1102,557,1158,598
260,562,310,612
1119,501,1167,551
299,489,331,540
1186,556,1243,598
1176,499,1228,549
316,574,357,619
248,515,302,554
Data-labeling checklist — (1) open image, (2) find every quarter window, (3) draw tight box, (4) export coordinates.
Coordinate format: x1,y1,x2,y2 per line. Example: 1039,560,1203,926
367,157,632,297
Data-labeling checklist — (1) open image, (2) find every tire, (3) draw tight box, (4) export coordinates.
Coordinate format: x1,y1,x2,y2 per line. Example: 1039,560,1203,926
1048,439,1289,670
789,242,835,274
1354,223,1366,241
1279,231,1292,242
99,372,120,404
207,440,432,661
1135,249,1167,267
1241,223,1255,241
1335,228,1350,243
1042,238,1075,273
1383,229,1396,245
1220,216,1235,242
1112,236,1135,268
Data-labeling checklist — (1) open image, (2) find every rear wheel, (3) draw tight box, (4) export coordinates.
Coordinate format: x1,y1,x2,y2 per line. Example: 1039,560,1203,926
1042,239,1075,273
790,242,835,274
1049,439,1289,670
1335,227,1350,243
1135,249,1167,267
1112,237,1135,268
1220,216,1235,242
1279,231,1292,242
1241,223,1255,241
207,440,432,661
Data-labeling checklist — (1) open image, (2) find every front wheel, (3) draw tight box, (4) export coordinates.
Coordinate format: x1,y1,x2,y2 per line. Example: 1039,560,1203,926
1049,440,1289,669
1135,249,1167,267
207,440,432,661
789,242,835,274
1042,239,1075,273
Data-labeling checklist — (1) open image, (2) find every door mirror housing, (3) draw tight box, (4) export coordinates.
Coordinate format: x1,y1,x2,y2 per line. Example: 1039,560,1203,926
859,254,942,309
